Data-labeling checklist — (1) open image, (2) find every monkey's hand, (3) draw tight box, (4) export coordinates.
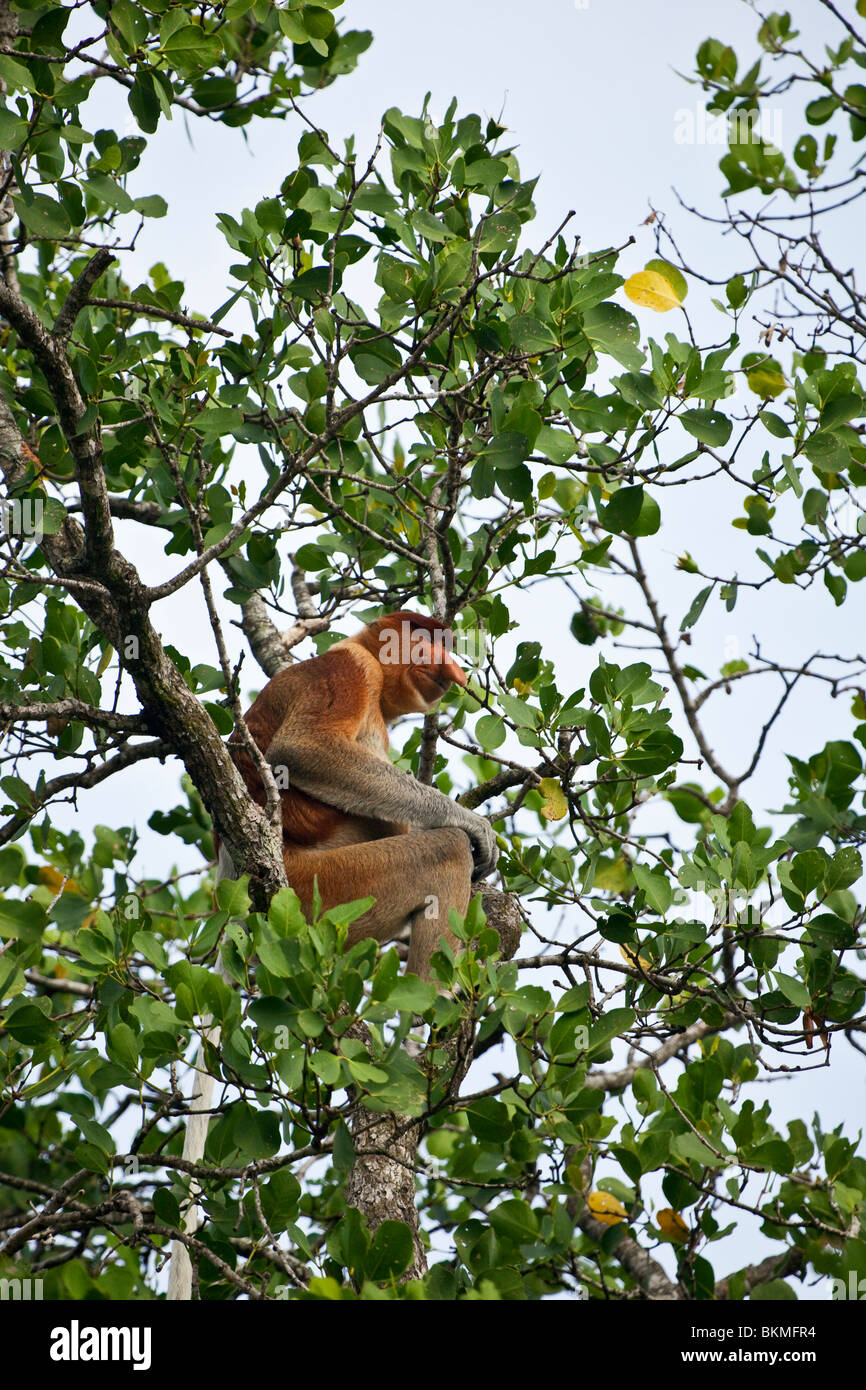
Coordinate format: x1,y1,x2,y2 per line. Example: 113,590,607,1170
461,811,499,883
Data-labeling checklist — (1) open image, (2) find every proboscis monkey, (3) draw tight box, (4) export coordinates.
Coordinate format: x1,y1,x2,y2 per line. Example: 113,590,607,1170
224,609,497,975
167,611,497,1299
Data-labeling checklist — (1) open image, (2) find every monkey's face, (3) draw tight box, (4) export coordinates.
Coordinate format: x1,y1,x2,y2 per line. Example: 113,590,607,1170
407,627,466,709
373,613,466,718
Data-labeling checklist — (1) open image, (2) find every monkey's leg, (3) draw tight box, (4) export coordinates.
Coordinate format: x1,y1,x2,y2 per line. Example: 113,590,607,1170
283,827,473,980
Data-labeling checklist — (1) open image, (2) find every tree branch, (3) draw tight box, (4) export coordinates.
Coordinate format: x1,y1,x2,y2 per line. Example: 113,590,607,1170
53,248,115,346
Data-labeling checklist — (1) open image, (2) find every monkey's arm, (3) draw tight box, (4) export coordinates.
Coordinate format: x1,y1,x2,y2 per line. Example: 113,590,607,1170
266,734,498,881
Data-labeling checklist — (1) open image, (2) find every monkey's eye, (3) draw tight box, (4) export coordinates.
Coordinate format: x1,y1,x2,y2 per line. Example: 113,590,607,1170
411,630,466,687
413,632,435,664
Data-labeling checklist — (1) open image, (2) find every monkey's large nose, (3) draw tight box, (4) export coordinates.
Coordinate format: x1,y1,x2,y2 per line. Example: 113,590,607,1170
442,653,466,687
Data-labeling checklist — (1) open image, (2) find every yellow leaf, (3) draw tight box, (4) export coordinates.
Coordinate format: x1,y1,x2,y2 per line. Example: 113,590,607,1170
37,866,78,894
745,366,786,398
620,943,651,972
594,857,630,894
538,777,567,822
644,258,688,302
742,352,786,399
512,677,533,695
624,269,682,313
657,1208,690,1244
588,1191,627,1225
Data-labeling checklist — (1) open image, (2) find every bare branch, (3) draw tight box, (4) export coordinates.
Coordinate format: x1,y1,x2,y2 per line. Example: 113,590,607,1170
53,248,115,345
86,296,233,338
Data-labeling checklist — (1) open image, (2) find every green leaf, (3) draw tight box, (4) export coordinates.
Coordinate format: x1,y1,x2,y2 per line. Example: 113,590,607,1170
365,1221,414,1281
475,714,506,749
726,274,748,308
278,9,309,41
477,210,520,252
133,194,168,218
0,961,25,1002
633,863,673,914
773,972,811,1010
38,498,68,536
111,1,150,49
679,409,732,447
216,875,251,916
750,1140,795,1173
535,425,576,465
489,1198,539,1243
78,1117,115,1154
291,268,331,302
268,887,306,935
619,729,682,776
793,134,818,171
5,1000,53,1043
750,1279,796,1301
510,316,557,354
0,898,47,942
478,431,528,470
728,800,757,846
466,1097,513,1142
587,1007,635,1056
74,1142,111,1176
346,1057,388,1085
742,353,786,399
671,1132,725,1168
600,485,660,537
302,6,336,40
260,1169,301,1231
0,108,28,150
333,1120,355,1171
583,303,644,370
86,174,134,213
411,209,450,243
760,411,791,439
132,930,168,969
310,1050,341,1086
680,584,713,631
297,1009,326,1038
791,848,827,895
371,947,399,1001
13,193,71,239
153,1188,181,1228
162,23,223,71
386,977,437,1013
107,1022,139,1071
463,157,508,187
805,96,839,125
128,72,161,133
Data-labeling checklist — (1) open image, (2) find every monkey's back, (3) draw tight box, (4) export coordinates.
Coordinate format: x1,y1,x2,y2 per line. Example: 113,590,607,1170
229,644,408,853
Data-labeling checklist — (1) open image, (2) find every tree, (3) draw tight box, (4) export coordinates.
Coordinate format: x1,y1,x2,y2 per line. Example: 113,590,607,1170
0,0,864,1302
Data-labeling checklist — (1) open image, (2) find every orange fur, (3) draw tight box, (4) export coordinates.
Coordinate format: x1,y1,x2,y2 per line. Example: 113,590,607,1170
223,612,491,978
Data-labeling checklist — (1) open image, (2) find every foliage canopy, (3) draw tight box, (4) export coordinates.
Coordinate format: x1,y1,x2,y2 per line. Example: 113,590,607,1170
1,0,865,1301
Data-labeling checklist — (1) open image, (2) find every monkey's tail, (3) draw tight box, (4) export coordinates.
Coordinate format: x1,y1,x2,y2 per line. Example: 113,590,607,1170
166,844,235,1301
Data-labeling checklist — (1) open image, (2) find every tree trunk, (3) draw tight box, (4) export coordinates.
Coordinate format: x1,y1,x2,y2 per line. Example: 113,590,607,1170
345,889,522,1280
